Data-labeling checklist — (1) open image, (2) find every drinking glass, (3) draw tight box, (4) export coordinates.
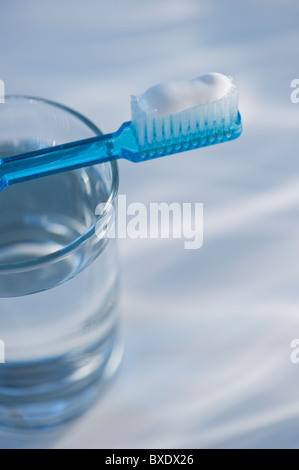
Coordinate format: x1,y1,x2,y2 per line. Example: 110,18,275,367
0,96,122,430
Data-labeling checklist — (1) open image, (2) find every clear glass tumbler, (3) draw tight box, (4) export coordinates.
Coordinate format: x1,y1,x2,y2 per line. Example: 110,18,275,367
0,96,121,430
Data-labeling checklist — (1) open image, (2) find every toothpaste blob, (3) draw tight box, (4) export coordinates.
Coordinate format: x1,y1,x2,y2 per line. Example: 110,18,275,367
138,72,233,116
131,71,240,149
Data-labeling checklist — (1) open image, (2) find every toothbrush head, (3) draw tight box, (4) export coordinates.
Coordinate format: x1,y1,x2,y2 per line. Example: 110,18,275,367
0,74,242,191
131,72,242,159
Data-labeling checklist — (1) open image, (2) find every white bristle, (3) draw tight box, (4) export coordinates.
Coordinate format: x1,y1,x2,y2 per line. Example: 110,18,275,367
155,116,163,142
189,108,197,134
131,75,239,151
172,113,180,139
164,115,171,140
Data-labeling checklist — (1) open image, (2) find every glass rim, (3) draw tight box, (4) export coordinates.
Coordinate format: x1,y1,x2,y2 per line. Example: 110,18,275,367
0,95,119,271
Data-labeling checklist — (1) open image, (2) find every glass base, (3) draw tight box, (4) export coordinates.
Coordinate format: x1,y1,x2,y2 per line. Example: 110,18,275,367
0,337,123,431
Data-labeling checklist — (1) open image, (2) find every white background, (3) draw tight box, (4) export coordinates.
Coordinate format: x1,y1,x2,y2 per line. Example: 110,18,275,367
1,0,299,449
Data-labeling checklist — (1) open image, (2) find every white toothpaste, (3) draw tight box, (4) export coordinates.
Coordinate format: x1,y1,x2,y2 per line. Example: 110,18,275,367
138,72,233,116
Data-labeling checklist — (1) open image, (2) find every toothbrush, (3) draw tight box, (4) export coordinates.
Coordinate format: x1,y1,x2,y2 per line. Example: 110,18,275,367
0,73,242,191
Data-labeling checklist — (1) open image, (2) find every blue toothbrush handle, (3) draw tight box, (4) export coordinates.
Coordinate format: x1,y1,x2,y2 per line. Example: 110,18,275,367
0,111,242,191
0,122,138,190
